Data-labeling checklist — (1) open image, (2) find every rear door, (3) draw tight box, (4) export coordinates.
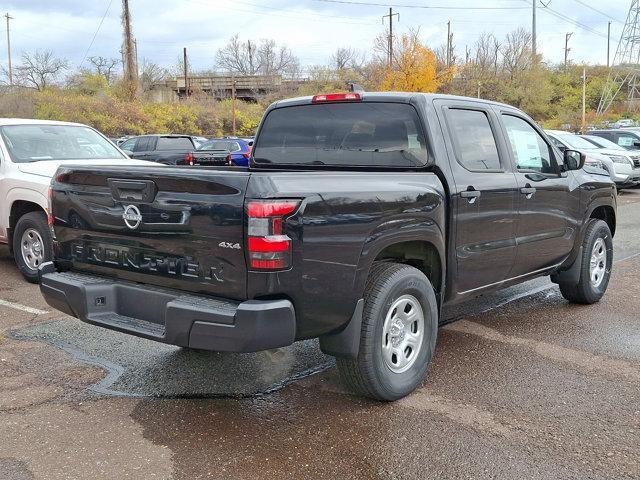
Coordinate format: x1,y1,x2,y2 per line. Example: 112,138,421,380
130,136,156,160
497,111,576,276
436,100,519,294
51,166,251,299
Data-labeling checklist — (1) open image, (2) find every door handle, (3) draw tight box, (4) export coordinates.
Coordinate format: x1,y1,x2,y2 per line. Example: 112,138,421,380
520,184,536,198
460,188,481,204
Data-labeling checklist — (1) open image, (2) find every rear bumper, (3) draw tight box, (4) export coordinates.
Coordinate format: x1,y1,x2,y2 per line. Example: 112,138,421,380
38,263,296,352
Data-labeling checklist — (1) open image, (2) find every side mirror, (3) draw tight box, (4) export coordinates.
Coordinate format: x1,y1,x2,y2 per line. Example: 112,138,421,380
633,141,640,148
121,149,133,156
564,149,585,171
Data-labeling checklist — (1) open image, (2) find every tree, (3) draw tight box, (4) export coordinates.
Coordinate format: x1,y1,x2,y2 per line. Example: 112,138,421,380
378,31,452,93
330,47,365,71
140,59,169,92
12,50,68,90
88,56,120,84
215,35,300,78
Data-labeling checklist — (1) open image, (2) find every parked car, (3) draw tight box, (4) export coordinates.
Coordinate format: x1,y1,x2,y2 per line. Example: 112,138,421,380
545,130,640,188
40,93,616,401
580,134,640,168
589,128,640,151
614,119,636,128
119,134,199,165
0,119,156,282
189,139,233,166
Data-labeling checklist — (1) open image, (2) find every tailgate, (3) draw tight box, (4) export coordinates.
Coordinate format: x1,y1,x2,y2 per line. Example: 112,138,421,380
192,150,228,166
50,165,250,299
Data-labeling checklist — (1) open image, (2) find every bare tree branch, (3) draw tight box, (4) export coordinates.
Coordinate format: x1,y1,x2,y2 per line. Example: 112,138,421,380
13,50,68,90
88,56,120,83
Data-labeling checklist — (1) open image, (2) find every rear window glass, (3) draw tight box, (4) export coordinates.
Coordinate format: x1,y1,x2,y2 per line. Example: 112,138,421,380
156,137,194,150
253,102,428,167
198,140,241,152
446,109,501,171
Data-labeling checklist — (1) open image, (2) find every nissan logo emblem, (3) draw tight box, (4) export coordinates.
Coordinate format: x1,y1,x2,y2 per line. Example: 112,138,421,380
122,205,143,230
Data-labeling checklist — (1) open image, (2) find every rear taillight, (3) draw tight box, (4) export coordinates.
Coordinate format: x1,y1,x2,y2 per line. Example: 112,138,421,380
247,200,300,270
47,187,54,226
242,152,250,159
226,154,232,165
185,152,194,166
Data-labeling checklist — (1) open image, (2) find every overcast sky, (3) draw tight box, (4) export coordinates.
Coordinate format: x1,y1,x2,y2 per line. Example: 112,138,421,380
0,0,631,75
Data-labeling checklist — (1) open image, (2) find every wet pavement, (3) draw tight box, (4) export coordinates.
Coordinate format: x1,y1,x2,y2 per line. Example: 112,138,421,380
1,191,639,479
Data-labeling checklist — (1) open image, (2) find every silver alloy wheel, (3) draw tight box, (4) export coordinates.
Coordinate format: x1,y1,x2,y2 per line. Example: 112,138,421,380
589,237,607,288
382,294,425,374
21,228,44,271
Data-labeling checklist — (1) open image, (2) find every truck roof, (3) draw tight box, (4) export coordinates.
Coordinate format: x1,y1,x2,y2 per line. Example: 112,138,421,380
270,92,516,110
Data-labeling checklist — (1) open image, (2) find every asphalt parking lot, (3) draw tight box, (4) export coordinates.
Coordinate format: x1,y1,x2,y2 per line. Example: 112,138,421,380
1,192,640,479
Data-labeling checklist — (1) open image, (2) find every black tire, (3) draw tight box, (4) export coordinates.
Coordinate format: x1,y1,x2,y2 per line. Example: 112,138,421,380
336,262,438,401
12,211,53,284
559,219,613,304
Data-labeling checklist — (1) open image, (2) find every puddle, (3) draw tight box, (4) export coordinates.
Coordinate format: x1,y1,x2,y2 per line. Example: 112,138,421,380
13,319,334,398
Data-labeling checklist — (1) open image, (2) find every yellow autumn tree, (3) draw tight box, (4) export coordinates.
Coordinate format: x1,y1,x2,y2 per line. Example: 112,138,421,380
379,32,453,92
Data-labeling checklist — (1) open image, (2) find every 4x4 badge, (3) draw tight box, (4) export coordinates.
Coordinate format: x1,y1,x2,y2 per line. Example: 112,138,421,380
122,205,143,230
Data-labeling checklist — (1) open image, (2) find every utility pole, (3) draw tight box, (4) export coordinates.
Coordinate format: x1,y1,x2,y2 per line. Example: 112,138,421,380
532,0,537,60
121,0,138,95
231,78,237,136
564,32,573,68
4,13,12,86
247,40,254,74
446,21,452,68
382,8,399,67
183,47,189,98
582,67,587,133
607,21,611,67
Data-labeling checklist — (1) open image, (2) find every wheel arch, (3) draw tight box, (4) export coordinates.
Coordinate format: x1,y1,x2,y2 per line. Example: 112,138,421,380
589,204,616,237
369,240,444,303
8,198,48,253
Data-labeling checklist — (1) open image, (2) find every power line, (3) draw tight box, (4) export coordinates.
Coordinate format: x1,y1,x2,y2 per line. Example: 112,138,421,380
521,1,609,39
570,0,624,24
234,0,377,22
78,0,114,68
310,0,529,10
541,5,609,39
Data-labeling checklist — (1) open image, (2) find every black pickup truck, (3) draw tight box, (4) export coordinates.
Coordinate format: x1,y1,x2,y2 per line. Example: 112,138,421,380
39,92,616,401
119,134,200,165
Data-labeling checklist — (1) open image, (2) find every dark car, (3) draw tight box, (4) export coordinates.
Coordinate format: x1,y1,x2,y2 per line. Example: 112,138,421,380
589,128,640,151
119,134,199,165
40,92,616,401
189,138,252,167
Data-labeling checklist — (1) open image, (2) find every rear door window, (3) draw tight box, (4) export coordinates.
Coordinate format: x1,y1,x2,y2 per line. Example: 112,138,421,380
156,137,194,150
253,102,428,167
446,108,501,171
134,137,154,152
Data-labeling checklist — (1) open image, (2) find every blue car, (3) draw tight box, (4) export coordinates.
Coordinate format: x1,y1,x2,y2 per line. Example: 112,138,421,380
197,138,252,167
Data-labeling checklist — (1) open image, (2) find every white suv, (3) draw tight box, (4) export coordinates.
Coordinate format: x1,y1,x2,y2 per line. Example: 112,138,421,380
0,119,155,282
546,130,640,188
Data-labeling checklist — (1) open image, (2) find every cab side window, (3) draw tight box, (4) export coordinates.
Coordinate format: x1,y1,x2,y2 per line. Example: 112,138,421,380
120,138,136,151
502,115,556,174
616,133,640,150
447,108,501,171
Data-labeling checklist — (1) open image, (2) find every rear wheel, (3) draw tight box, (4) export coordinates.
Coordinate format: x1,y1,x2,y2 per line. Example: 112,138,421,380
336,262,438,401
559,219,612,304
12,211,53,284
